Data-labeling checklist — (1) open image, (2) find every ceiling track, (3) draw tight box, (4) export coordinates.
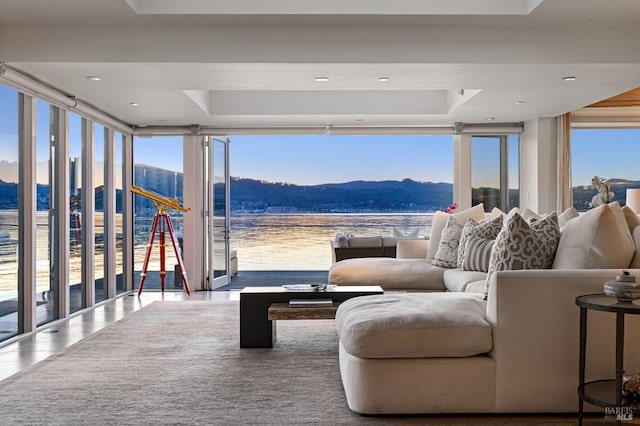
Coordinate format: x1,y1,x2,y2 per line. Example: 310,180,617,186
0,62,134,135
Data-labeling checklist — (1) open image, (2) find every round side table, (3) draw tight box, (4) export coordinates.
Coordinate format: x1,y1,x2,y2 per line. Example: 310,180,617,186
576,294,640,425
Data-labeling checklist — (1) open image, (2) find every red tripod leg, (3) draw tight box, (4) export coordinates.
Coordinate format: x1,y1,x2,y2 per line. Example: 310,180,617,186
159,214,166,292
165,214,190,295
138,214,159,296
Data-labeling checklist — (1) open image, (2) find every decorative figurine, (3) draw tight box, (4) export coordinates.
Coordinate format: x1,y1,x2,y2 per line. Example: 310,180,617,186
603,271,640,302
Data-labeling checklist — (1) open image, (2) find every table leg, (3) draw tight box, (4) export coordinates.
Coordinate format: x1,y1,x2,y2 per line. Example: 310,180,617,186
240,296,277,348
578,307,587,426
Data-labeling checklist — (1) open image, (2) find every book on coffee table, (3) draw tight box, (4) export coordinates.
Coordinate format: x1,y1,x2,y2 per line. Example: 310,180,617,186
288,298,333,308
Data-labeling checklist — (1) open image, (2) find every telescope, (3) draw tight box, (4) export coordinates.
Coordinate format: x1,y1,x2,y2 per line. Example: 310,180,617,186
131,185,190,296
131,185,191,214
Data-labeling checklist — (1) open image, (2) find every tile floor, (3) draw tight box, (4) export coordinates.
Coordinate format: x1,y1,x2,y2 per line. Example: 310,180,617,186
0,290,238,382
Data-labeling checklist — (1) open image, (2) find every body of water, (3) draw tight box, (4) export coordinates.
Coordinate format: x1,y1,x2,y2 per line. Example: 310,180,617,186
0,212,434,295
230,213,433,271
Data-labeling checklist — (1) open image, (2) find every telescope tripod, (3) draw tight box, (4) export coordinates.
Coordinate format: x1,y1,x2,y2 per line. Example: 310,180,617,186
138,211,190,295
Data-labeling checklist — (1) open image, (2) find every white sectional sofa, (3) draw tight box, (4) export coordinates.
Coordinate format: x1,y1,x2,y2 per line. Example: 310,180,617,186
330,202,640,414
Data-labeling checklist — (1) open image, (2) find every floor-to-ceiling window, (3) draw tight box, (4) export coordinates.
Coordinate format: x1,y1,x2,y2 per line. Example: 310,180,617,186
471,135,519,212
0,77,134,343
35,99,57,325
0,85,19,340
68,112,84,312
94,123,106,303
229,134,455,271
571,128,640,212
115,132,126,294
133,136,184,291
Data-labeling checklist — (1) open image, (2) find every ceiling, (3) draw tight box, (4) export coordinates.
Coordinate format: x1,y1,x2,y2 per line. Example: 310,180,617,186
1,0,640,131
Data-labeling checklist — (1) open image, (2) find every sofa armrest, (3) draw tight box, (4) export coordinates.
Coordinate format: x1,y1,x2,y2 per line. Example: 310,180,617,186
485,268,640,412
396,239,429,259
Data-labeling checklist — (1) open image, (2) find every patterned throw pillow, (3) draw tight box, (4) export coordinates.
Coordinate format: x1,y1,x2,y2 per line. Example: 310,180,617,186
483,211,560,298
456,215,504,268
426,204,485,262
462,236,495,272
432,215,464,268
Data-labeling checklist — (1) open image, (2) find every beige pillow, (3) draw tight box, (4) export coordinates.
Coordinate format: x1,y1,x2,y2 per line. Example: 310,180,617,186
426,204,485,262
552,203,634,269
629,225,640,268
621,204,640,233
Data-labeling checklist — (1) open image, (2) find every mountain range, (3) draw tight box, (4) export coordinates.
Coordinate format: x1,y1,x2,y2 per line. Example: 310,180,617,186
1,176,639,214
229,177,453,213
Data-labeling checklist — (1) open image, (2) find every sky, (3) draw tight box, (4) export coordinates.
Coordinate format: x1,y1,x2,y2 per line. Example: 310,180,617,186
229,134,453,185
1,83,640,188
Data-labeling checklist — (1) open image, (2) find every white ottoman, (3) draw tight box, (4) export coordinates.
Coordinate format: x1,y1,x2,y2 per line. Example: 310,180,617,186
335,292,496,414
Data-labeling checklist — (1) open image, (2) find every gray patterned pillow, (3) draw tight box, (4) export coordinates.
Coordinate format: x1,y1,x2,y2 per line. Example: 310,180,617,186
483,211,560,298
457,215,504,268
462,236,495,272
432,215,464,268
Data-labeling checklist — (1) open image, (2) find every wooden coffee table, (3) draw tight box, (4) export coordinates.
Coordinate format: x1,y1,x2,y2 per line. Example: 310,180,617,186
239,285,383,348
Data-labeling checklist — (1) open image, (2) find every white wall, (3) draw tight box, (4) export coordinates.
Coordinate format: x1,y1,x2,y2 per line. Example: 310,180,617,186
453,134,472,209
519,117,559,214
182,136,205,290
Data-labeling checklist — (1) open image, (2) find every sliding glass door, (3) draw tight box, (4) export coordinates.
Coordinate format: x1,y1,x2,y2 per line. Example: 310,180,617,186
471,135,519,212
206,137,230,289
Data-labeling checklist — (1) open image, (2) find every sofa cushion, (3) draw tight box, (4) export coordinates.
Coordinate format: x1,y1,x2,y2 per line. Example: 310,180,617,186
483,211,560,297
336,293,491,358
328,258,446,291
432,215,464,268
552,203,634,269
465,280,487,294
347,236,383,248
426,204,485,262
443,269,488,292
457,215,503,268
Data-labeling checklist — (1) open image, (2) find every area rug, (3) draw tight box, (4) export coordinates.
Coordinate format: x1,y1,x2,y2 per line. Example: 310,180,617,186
0,301,580,425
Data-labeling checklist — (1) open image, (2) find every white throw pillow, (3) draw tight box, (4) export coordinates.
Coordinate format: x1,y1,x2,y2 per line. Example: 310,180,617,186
483,212,560,297
486,207,506,220
432,215,464,268
426,203,485,262
552,203,634,269
521,208,541,222
558,206,579,228
392,227,420,239
456,215,504,268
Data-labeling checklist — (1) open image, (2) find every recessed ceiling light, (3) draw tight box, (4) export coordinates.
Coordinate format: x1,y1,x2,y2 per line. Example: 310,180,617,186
85,76,101,81
314,77,329,82
516,100,525,104
486,117,496,121
562,76,577,81
378,77,389,82
130,102,140,106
